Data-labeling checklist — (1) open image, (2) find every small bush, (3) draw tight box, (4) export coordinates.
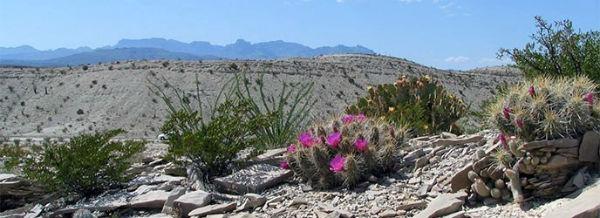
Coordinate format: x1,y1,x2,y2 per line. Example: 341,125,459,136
20,129,144,196
284,114,408,189
82,65,89,71
346,75,466,135
149,75,271,182
488,76,599,141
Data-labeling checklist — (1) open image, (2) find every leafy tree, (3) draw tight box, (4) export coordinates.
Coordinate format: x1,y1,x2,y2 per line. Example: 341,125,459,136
499,16,600,84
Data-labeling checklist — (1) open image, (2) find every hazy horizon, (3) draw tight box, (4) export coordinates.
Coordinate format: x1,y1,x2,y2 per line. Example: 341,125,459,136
1,0,598,70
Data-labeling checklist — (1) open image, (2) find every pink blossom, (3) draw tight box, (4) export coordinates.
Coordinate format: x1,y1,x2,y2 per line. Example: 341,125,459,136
498,133,508,150
326,132,342,149
279,161,290,169
354,137,368,152
503,106,511,120
287,144,297,153
584,92,595,105
329,154,346,173
342,114,354,124
528,85,536,97
355,113,367,122
515,118,524,129
298,132,315,148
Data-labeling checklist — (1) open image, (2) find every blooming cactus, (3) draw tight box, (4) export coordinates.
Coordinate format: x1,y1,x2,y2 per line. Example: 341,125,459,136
326,132,342,149
490,76,600,141
285,115,408,189
298,132,315,147
354,137,368,152
329,154,345,173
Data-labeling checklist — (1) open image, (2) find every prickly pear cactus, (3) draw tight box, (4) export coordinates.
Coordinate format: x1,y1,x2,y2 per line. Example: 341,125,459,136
282,114,408,189
346,75,466,135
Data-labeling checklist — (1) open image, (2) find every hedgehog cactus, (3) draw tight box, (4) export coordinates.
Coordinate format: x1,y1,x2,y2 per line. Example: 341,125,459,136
285,114,408,189
346,75,466,135
489,76,600,142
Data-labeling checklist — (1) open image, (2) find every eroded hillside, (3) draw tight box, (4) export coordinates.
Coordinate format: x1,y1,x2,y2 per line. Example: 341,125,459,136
0,54,521,138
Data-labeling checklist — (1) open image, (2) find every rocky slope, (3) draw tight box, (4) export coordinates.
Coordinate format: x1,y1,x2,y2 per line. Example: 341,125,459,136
0,54,520,139
3,131,598,218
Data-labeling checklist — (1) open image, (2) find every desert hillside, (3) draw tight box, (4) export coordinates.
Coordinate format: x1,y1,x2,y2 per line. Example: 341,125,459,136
0,54,521,139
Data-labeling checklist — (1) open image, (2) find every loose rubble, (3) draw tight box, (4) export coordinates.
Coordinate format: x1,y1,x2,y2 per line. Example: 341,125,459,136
1,130,599,217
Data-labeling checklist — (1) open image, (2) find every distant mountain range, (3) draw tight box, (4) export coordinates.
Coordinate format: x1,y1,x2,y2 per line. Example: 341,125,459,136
0,38,375,67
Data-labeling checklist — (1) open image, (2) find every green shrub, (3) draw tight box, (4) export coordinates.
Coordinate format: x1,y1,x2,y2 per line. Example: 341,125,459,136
149,75,271,182
0,144,29,172
284,115,408,189
21,129,144,196
499,16,600,85
488,76,599,141
229,74,315,149
346,75,466,135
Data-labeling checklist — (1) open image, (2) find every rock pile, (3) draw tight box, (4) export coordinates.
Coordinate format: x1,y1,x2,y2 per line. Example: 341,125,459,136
450,131,600,206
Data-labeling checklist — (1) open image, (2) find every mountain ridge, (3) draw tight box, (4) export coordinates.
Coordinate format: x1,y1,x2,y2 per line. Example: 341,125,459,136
0,38,375,66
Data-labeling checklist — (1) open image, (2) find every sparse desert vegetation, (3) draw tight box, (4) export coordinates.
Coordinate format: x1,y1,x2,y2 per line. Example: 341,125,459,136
0,17,599,218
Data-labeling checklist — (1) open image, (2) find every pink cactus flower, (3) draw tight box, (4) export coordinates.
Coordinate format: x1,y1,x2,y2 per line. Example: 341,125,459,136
503,106,511,120
515,118,524,129
342,114,354,124
298,132,315,148
287,144,297,153
584,92,595,105
326,132,342,149
498,133,508,150
279,161,290,169
355,113,367,122
528,85,536,97
354,137,368,152
329,154,346,173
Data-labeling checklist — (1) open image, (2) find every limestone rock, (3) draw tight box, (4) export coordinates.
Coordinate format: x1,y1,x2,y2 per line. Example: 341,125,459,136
414,191,468,218
579,131,600,162
213,164,293,194
72,209,96,218
520,138,579,151
432,135,483,147
129,190,170,209
161,187,186,214
403,148,425,163
545,179,600,218
188,202,237,217
450,164,473,192
173,190,212,216
538,155,580,171
237,193,266,211
248,148,287,166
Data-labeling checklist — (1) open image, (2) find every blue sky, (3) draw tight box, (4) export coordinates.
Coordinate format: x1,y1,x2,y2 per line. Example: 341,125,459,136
0,0,598,70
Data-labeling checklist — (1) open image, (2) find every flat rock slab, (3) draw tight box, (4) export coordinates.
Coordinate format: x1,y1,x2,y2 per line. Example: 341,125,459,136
129,190,170,209
173,190,212,216
520,138,579,151
246,148,287,166
579,131,600,162
432,135,483,147
450,164,473,192
214,164,293,194
188,202,236,217
545,179,600,218
414,191,468,218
